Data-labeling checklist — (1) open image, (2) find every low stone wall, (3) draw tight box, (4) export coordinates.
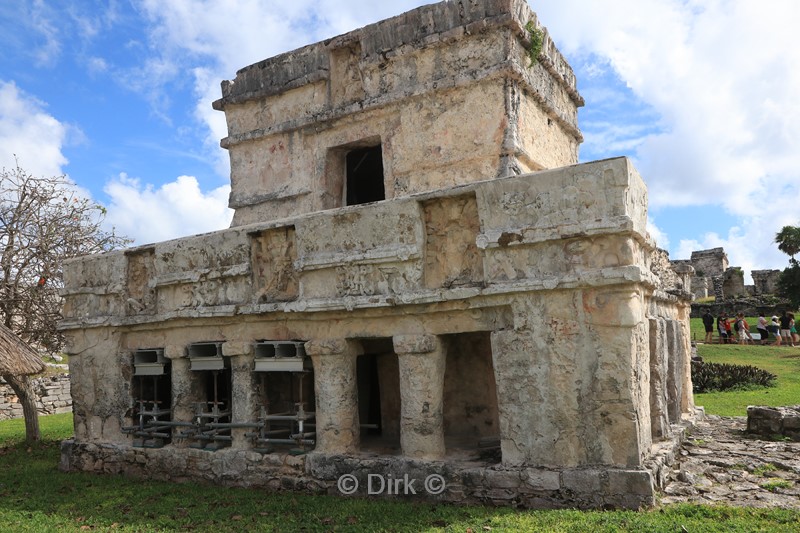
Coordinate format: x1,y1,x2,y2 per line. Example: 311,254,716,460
690,300,793,319
59,441,659,509
0,374,72,420
747,406,800,441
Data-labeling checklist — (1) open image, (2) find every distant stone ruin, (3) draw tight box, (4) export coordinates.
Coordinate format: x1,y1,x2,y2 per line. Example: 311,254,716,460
674,247,781,301
751,269,782,296
58,0,694,510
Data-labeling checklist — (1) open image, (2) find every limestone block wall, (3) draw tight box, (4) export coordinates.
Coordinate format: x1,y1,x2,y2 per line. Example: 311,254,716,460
59,157,693,509
752,269,781,296
722,267,746,298
0,374,72,420
747,406,800,441
689,248,728,278
213,0,584,225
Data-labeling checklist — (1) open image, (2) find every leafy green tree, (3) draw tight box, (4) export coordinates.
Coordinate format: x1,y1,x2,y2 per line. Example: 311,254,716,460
0,162,130,441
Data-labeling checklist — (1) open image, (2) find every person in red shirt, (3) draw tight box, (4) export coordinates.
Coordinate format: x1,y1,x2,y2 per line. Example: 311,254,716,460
724,316,733,344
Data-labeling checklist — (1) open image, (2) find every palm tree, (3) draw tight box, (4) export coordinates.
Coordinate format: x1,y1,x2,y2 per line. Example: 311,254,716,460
775,225,800,263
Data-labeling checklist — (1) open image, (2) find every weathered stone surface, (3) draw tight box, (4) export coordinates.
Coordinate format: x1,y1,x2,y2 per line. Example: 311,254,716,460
723,267,746,299
747,406,800,441
392,334,438,355
56,0,696,512
648,318,671,440
751,270,781,296
660,415,800,508
396,335,446,459
309,341,362,453
0,374,72,420
251,226,298,302
422,195,483,288
214,0,583,226
57,161,691,512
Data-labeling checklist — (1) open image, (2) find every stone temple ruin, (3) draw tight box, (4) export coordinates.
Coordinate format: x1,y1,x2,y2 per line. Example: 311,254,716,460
59,0,695,509
672,247,782,301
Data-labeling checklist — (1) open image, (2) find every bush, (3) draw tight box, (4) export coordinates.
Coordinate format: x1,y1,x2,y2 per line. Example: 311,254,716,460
691,361,777,393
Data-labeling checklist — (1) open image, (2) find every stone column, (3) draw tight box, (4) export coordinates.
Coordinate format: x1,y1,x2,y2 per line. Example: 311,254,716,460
672,263,694,294
223,341,256,450
393,334,446,459
712,276,724,301
305,339,361,454
168,353,193,449
665,320,682,424
648,318,671,440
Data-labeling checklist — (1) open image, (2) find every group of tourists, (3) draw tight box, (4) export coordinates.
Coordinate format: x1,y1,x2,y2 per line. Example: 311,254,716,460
702,309,798,346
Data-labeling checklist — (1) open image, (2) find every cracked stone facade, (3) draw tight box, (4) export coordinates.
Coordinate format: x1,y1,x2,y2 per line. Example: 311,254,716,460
58,0,694,510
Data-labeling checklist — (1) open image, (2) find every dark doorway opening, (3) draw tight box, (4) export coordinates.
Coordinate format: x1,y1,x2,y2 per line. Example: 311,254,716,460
356,338,400,453
346,145,385,205
443,332,501,463
357,354,383,436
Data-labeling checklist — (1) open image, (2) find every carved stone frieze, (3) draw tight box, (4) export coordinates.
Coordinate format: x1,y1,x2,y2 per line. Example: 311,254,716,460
251,226,299,303
125,249,155,315
334,263,422,297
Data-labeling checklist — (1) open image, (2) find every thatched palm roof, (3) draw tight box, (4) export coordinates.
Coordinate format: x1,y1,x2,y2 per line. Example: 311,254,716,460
0,323,44,376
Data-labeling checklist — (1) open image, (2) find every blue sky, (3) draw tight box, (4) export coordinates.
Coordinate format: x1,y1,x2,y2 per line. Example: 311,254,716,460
1,0,798,282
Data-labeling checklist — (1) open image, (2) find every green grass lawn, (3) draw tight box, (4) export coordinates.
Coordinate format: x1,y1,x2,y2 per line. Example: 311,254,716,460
689,315,772,343
693,343,800,416
690,316,800,416
1,414,799,531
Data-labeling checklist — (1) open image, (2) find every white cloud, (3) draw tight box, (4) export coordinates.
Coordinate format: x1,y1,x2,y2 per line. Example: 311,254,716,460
647,217,669,251
86,56,109,74
538,3,799,193
533,0,800,274
129,1,431,179
674,198,800,284
29,0,62,66
103,173,233,244
0,80,69,177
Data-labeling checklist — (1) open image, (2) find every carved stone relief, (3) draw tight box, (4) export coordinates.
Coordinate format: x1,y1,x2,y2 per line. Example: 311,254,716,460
334,262,422,297
485,234,638,283
125,249,155,315
251,226,299,302
422,195,483,288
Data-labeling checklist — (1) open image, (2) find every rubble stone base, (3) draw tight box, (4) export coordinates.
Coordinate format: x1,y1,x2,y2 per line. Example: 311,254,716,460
0,374,72,420
58,438,692,509
747,406,800,441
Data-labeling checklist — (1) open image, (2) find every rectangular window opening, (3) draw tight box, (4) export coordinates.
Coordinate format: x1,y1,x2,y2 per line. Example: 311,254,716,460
346,145,385,206
124,349,172,448
184,343,232,451
252,340,315,453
